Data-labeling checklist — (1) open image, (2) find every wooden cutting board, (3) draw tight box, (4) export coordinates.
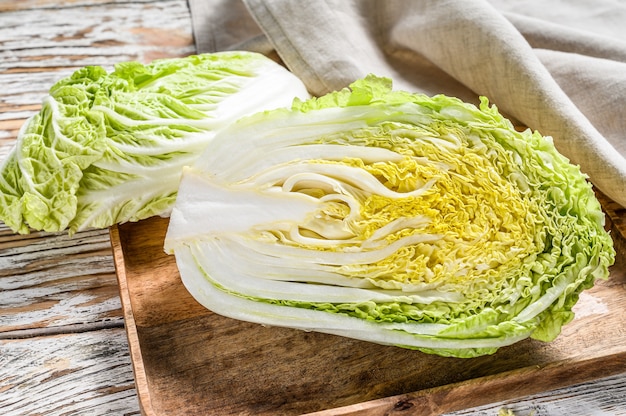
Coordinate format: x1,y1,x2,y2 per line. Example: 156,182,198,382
110,191,626,416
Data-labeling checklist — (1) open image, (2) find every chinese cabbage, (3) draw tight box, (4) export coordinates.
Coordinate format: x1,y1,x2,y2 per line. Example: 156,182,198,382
165,75,615,358
0,52,309,234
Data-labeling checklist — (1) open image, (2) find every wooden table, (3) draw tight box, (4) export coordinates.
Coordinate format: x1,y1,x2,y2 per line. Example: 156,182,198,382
1,1,625,415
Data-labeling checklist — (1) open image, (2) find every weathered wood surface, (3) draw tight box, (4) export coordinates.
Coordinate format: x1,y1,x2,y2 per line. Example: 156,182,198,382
0,225,122,333
444,371,626,416
111,216,626,416
0,329,138,415
1,0,626,415
0,0,192,414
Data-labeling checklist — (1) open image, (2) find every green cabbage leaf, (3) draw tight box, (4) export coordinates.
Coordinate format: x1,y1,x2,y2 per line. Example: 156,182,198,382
0,52,309,234
165,75,615,358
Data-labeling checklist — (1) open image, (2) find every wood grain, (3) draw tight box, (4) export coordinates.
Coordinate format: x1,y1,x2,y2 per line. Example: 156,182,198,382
443,371,626,416
0,328,138,414
0,224,122,334
110,207,626,416
0,0,155,13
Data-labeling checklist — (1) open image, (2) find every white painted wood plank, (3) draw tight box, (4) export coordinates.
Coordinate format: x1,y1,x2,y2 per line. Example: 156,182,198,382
444,371,626,415
0,224,124,332
0,0,156,13
0,328,140,415
0,0,195,70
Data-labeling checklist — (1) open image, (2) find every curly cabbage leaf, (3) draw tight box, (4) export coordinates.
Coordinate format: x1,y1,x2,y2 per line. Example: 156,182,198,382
0,52,309,234
164,75,615,358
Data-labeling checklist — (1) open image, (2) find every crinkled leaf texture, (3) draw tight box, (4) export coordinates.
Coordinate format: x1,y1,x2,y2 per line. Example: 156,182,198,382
0,52,309,234
165,75,615,358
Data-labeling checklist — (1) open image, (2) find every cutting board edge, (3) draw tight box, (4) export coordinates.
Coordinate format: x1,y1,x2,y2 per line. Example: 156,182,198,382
110,224,156,416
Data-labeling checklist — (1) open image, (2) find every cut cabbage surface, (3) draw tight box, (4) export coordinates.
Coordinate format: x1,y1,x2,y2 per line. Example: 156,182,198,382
165,75,615,358
0,52,309,234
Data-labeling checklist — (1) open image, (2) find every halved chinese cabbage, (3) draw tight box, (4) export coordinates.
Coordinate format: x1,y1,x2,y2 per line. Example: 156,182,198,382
0,52,309,234
165,75,615,358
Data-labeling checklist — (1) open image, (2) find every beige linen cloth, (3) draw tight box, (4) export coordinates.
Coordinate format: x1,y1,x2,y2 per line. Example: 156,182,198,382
188,0,626,208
